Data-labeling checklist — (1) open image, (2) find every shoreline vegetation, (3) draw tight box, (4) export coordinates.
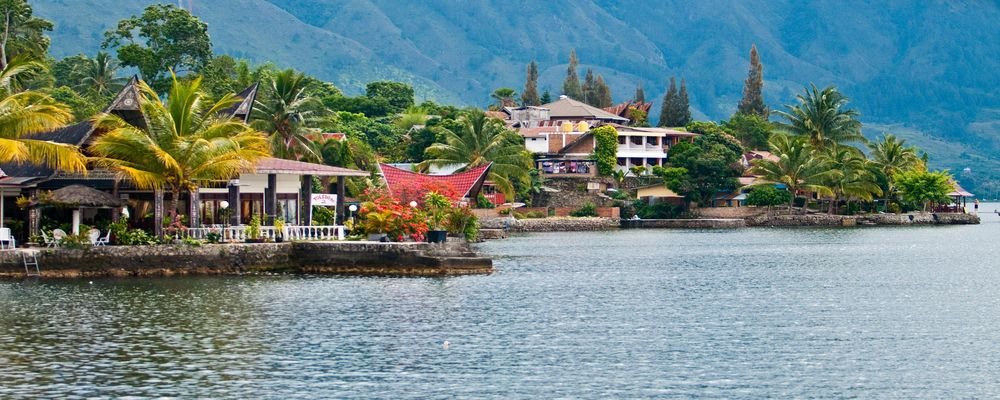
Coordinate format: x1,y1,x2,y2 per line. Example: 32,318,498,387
0,2,983,273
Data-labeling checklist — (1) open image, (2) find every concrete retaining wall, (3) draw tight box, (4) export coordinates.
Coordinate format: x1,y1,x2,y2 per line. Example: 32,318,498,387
0,241,492,279
746,212,980,227
505,217,620,232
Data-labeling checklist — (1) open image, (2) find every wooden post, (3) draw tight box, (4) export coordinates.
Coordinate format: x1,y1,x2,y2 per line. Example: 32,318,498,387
300,174,313,225
265,173,277,225
188,189,200,228
336,176,346,225
153,188,164,238
28,188,40,237
228,179,241,226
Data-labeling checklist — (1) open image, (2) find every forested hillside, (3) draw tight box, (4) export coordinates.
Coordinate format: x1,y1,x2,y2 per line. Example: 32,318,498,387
31,0,1000,194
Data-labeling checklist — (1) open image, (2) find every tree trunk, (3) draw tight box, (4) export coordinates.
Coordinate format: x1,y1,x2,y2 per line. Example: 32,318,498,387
0,11,10,71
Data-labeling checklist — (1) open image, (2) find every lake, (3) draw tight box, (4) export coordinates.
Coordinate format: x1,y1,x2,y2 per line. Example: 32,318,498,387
2,206,999,398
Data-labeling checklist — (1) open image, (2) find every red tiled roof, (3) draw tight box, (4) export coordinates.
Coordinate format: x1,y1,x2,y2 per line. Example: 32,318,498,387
255,157,368,177
379,163,492,199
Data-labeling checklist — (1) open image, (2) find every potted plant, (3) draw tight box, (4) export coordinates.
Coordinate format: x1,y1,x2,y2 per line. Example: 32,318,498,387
363,209,392,241
273,218,286,243
245,215,264,243
424,191,451,243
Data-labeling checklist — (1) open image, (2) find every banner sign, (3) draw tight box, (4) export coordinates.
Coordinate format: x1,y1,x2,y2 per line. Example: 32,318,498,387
311,193,338,207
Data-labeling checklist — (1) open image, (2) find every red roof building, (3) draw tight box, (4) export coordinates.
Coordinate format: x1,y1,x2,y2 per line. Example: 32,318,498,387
379,163,493,201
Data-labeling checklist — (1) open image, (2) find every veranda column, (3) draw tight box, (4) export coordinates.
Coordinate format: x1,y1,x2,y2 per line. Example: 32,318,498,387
336,176,346,225
153,188,164,238
188,190,200,228
227,179,241,226
300,174,313,225
265,174,277,225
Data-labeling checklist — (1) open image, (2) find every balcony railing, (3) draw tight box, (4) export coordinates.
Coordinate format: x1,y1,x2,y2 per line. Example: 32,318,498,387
181,225,346,241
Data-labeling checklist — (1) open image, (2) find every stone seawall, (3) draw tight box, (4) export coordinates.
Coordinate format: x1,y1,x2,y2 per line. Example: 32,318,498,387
502,217,620,232
0,241,492,279
746,212,980,227
622,219,746,229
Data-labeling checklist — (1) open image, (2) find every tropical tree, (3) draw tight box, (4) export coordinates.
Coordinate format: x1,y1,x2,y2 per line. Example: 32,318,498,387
0,56,86,173
252,68,324,161
776,84,864,151
89,75,270,217
490,87,518,109
868,133,920,206
749,134,837,213
419,109,531,198
73,51,126,97
894,169,953,212
0,0,53,69
820,145,882,214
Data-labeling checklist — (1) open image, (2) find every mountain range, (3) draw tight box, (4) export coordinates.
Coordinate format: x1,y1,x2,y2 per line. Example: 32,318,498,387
31,0,1000,195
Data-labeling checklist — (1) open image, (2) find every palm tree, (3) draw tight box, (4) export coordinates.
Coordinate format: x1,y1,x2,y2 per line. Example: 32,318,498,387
869,133,919,207
90,75,270,218
490,88,518,109
419,109,531,198
0,56,86,173
776,84,864,151
73,51,125,97
252,68,324,161
749,134,837,214
820,145,882,214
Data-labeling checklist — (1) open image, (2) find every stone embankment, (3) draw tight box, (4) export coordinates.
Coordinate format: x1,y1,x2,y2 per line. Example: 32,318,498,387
746,212,980,227
481,217,620,232
0,241,492,279
621,219,746,229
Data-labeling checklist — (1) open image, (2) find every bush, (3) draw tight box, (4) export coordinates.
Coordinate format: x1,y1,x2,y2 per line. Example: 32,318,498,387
887,202,902,214
60,234,91,249
525,211,546,218
118,229,157,245
476,194,495,209
570,202,598,217
445,206,479,241
591,125,619,176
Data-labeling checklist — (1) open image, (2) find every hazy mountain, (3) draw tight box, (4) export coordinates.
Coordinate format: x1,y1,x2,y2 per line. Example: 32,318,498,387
32,0,1000,194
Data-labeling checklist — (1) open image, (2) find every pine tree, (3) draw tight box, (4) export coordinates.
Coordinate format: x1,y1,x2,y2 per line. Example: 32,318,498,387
540,89,552,104
659,77,678,127
737,44,768,118
677,79,692,126
635,84,645,103
562,49,582,99
595,75,612,108
522,60,540,106
582,68,596,105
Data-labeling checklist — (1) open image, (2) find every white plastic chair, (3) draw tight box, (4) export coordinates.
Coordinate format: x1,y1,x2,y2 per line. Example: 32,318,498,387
52,229,67,247
87,229,101,245
41,230,56,247
95,230,111,246
0,227,15,249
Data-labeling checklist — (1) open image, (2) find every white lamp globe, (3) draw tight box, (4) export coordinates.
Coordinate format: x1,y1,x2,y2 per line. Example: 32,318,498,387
220,200,230,209
349,204,358,212
409,201,418,208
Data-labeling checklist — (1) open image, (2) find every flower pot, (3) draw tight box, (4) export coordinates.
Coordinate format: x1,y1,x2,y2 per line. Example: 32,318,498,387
275,235,284,243
368,233,388,242
427,230,448,243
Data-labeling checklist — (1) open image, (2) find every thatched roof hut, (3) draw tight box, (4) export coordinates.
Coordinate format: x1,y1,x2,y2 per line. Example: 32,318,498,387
34,185,123,208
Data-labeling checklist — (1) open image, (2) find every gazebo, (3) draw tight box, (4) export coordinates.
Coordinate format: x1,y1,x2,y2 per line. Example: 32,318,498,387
948,181,974,212
32,185,124,234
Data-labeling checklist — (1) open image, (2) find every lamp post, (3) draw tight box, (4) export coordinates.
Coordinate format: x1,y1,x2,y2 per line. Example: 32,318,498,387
348,204,358,226
409,201,418,209
219,200,230,240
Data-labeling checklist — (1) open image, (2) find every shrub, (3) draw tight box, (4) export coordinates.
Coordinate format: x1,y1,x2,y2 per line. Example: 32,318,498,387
476,194,495,209
60,234,91,249
445,206,479,241
887,202,902,214
591,125,618,176
570,202,598,217
525,211,546,219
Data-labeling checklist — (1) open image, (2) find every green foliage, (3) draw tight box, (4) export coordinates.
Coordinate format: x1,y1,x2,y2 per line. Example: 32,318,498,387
659,77,691,127
539,90,552,104
0,0,53,67
329,111,403,160
206,231,222,244
776,84,863,151
627,107,649,127
749,134,837,213
522,60,540,106
745,185,792,207
724,113,773,150
245,215,262,240
102,4,212,92
47,86,104,122
663,128,743,205
592,125,619,176
476,193,495,209
312,205,336,225
445,206,479,241
570,202,598,217
737,44,768,118
117,229,157,245
894,169,953,212
632,200,682,219
562,49,582,99
365,81,414,113
252,68,326,161
490,87,518,109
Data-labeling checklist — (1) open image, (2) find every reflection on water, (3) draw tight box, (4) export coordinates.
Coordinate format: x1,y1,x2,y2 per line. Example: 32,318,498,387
2,207,999,398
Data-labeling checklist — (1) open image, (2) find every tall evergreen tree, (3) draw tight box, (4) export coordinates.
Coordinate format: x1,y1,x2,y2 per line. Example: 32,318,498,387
522,60,540,106
540,89,552,104
634,84,645,103
582,68,596,105
658,77,678,127
737,44,768,118
677,79,692,126
561,49,581,99
595,75,612,108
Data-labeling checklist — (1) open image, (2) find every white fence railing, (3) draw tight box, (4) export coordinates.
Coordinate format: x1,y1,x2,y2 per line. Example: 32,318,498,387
182,225,346,241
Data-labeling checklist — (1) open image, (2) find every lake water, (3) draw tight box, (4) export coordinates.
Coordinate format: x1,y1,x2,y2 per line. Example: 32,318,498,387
2,206,999,398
